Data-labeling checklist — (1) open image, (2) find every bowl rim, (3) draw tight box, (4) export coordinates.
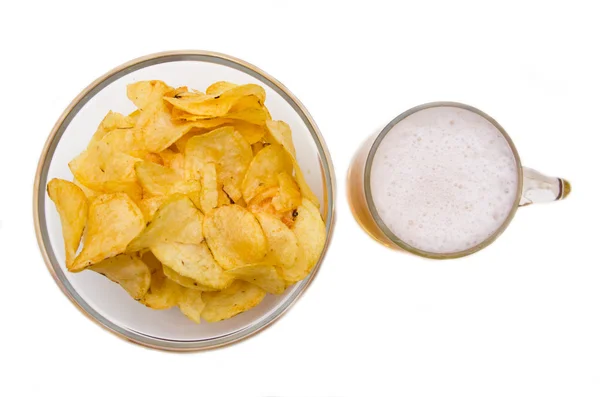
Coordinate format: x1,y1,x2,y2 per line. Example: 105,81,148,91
33,50,336,352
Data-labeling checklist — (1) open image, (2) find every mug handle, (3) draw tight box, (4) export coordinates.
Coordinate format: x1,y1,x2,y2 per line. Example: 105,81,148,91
520,167,571,206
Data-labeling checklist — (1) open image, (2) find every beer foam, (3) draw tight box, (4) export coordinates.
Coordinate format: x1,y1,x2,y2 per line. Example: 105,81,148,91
369,106,518,254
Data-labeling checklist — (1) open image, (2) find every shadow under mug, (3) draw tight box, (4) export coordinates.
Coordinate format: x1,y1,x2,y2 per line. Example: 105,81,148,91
347,102,571,259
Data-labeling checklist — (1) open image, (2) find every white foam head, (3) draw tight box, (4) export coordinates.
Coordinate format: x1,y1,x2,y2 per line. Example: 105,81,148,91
369,105,519,254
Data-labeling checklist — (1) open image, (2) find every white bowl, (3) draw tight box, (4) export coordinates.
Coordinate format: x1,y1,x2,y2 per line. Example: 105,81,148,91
34,51,336,351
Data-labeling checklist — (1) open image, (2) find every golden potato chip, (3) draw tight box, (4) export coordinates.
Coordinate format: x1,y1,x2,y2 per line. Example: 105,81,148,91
290,198,326,277
141,254,180,310
134,161,201,197
226,263,285,294
265,120,296,158
242,144,292,202
205,81,238,96
164,84,266,118
203,205,267,270
89,254,150,300
246,186,279,216
255,212,299,269
163,265,217,291
225,95,269,125
128,81,202,153
47,179,88,267
138,196,169,223
152,242,233,290
72,176,99,199
201,280,266,322
98,127,146,158
71,193,145,272
272,172,302,212
178,288,205,323
185,127,252,202
230,120,265,144
127,195,204,252
291,161,319,207
199,162,218,213
265,120,319,206
89,111,135,147
69,140,142,201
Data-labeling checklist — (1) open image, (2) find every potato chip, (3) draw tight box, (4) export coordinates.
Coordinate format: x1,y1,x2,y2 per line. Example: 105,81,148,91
72,176,100,199
152,242,233,290
128,81,202,152
242,144,292,202
127,195,204,252
178,288,205,323
89,254,150,300
164,84,266,118
246,186,279,216
134,161,201,197
185,127,252,202
255,212,299,269
163,265,217,291
225,95,269,125
138,196,169,222
226,263,285,294
47,179,88,267
89,111,135,147
199,162,218,213
71,193,145,272
141,253,180,310
229,120,265,144
265,120,296,158
69,140,142,201
205,81,238,96
201,280,266,322
290,198,326,276
272,172,302,212
203,205,267,270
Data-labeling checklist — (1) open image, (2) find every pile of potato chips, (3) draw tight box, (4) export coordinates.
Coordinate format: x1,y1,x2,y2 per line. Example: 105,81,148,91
47,80,326,323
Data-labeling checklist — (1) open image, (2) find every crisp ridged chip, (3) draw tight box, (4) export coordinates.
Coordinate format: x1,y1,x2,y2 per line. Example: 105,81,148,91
152,242,233,290
89,254,150,300
47,179,88,267
242,144,292,202
203,205,267,270
201,280,266,322
71,193,145,272
127,195,203,252
226,263,286,294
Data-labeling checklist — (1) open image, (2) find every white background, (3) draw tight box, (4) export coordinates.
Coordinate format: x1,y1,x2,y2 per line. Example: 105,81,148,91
1,1,599,396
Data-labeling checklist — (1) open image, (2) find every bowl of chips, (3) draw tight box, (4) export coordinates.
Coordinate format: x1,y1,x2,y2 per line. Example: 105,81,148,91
34,51,335,351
